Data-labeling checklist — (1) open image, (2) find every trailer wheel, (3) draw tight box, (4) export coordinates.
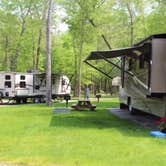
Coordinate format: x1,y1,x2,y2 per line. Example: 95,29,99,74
16,98,21,104
0,92,3,98
22,98,27,103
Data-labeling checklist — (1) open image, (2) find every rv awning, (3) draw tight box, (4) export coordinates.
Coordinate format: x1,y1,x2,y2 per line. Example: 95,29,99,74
85,43,151,61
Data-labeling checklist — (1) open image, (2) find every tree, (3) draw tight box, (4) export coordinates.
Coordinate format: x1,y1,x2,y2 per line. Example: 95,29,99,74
63,0,103,97
9,0,33,71
46,0,54,106
0,0,48,72
0,0,165,97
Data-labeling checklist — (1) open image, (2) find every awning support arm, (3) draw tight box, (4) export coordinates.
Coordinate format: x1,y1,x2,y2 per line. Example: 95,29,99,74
89,19,112,50
84,61,113,79
96,52,134,77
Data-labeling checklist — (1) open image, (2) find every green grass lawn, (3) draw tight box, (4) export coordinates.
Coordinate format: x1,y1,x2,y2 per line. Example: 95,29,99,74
0,98,166,166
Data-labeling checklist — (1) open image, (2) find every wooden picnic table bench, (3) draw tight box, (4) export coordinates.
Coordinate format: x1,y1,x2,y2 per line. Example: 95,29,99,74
72,100,96,111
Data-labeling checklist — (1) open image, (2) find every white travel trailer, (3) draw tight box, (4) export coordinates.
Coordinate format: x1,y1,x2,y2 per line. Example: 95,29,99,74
0,72,71,103
85,34,166,117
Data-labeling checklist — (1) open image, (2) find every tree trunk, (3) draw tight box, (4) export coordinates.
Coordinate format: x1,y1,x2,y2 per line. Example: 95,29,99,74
10,2,32,71
36,29,42,70
72,37,79,97
46,0,53,106
78,18,85,99
32,37,36,70
104,78,107,92
35,5,47,71
127,3,134,46
3,35,9,70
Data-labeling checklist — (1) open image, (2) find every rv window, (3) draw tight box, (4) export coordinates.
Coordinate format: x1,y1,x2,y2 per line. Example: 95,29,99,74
126,57,136,71
4,81,11,88
20,75,25,80
5,75,11,80
20,82,26,88
139,55,145,69
130,58,149,86
128,59,133,71
35,85,40,90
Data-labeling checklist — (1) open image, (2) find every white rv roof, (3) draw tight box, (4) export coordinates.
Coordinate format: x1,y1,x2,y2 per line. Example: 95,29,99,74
0,71,35,75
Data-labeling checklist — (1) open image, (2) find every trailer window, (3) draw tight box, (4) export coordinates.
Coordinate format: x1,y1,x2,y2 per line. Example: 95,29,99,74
139,55,145,69
35,85,40,90
5,75,11,80
131,59,149,85
20,82,26,88
62,79,66,85
20,75,25,80
4,81,11,88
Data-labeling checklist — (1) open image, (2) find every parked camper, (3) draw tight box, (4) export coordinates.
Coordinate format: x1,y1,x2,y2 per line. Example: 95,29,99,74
85,34,166,117
119,34,166,117
0,72,71,103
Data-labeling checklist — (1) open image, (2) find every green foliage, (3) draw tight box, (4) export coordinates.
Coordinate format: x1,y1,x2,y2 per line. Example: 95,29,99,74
0,0,165,91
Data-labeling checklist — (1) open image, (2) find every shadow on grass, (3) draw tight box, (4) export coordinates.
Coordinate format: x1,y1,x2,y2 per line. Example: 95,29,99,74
50,103,150,138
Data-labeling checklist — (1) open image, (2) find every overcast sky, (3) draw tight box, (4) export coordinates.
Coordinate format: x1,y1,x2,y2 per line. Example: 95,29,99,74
55,5,68,34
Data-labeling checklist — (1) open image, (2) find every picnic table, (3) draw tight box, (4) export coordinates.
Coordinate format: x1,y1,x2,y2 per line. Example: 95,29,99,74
72,100,96,111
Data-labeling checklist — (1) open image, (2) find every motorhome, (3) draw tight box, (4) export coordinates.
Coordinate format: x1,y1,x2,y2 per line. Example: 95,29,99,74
0,72,71,103
85,34,166,117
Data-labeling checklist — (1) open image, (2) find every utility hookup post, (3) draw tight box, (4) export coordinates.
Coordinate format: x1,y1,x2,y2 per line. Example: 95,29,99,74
96,94,101,103
53,95,71,114
64,95,71,108
65,99,68,108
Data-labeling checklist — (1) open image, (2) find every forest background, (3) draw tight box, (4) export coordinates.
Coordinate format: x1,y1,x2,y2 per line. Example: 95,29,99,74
0,0,165,96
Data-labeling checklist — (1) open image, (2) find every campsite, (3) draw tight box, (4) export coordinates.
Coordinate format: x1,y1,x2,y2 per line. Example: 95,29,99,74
0,0,166,165
0,99,166,166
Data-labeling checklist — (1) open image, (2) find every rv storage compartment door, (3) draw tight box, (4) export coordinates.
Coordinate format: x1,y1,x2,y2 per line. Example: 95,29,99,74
151,38,166,93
